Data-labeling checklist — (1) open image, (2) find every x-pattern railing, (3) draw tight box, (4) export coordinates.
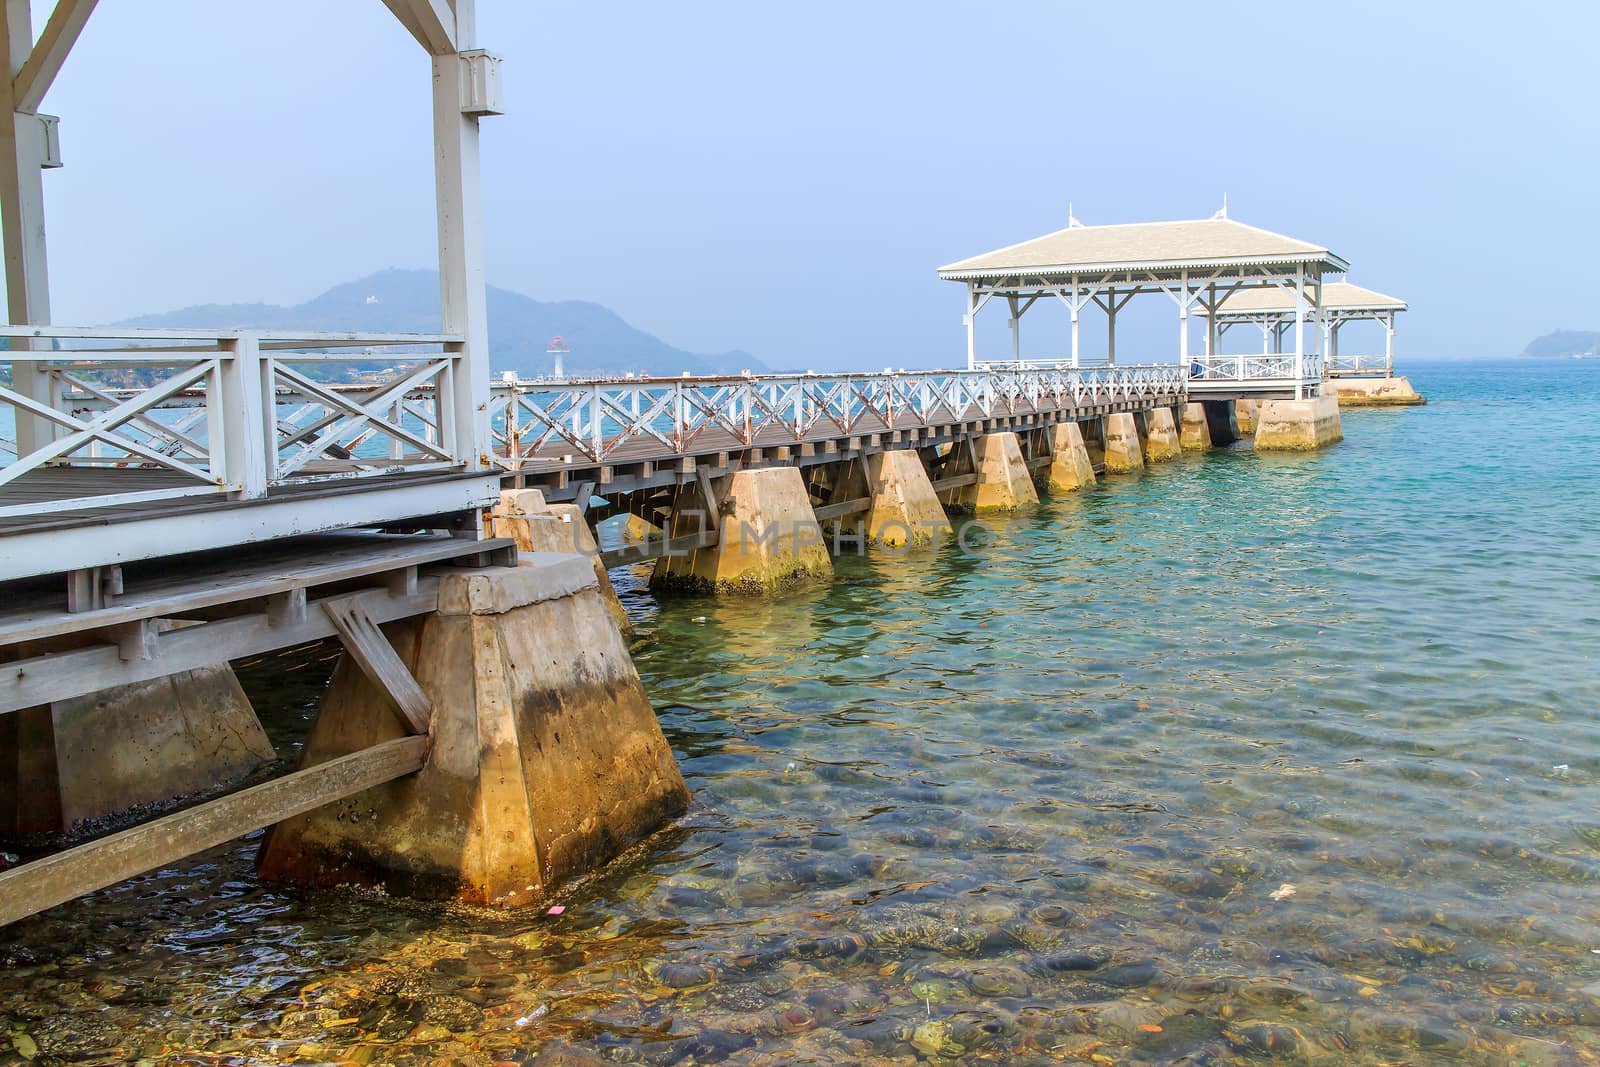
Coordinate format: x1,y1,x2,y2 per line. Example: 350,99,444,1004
1326,353,1392,376
1188,353,1323,384
0,327,466,516
489,364,1187,466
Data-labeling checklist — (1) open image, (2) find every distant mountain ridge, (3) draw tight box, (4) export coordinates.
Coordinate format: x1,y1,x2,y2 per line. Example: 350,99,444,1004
1521,330,1600,359
115,269,768,378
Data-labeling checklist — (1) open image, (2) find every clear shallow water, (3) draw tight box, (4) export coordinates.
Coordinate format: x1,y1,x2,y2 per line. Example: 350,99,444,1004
5,360,1600,1065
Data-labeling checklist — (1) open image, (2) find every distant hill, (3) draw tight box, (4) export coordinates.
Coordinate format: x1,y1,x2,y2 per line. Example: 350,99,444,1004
115,269,768,378
1521,330,1600,359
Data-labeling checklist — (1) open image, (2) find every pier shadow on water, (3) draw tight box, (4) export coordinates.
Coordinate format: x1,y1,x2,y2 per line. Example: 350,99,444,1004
4,360,1600,1065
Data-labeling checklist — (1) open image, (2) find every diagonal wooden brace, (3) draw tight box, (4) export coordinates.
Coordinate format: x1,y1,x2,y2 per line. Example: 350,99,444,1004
322,596,433,736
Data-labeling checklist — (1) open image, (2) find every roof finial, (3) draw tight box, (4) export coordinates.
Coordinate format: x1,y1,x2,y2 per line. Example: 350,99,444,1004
1067,201,1084,229
1212,193,1229,220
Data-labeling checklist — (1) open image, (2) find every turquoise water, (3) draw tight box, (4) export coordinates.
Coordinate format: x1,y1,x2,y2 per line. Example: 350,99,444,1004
5,359,1600,1065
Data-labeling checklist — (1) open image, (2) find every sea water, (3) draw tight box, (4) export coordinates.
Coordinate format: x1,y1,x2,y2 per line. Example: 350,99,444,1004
3,359,1599,1065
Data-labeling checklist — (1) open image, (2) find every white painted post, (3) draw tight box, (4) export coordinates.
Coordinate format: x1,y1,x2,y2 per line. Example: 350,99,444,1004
1006,294,1019,364
1178,273,1190,369
432,0,493,471
1329,319,1341,373
1204,283,1216,357
0,0,52,455
1260,320,1271,355
215,333,268,497
964,285,977,370
1069,279,1081,368
1106,293,1117,366
1293,268,1306,400
1384,313,1395,374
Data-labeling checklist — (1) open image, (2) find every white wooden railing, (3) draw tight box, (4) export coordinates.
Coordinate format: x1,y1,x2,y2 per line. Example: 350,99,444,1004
1325,353,1392,376
0,327,470,516
1187,352,1324,386
487,364,1187,466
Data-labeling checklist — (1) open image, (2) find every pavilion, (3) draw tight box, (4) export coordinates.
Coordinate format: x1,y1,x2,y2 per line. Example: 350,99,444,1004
937,212,1349,399
1210,280,1407,377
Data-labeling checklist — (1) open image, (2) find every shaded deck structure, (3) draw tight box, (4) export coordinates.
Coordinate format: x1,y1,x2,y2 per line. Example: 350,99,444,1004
937,210,1349,400
1210,279,1407,377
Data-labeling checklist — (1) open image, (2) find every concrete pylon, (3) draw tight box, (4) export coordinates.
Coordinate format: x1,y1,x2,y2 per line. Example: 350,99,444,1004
0,654,273,837
1080,419,1107,471
1042,421,1097,492
1235,398,1258,435
258,557,689,906
1255,395,1344,451
1180,403,1213,451
1141,408,1182,464
864,449,950,548
952,432,1039,512
491,489,631,637
1102,413,1144,474
652,466,833,595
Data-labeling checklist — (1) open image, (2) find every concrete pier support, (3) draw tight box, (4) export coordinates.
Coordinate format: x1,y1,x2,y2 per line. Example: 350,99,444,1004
652,466,833,594
1329,377,1425,406
953,432,1039,512
1080,418,1107,471
1255,395,1344,451
492,490,630,636
1180,403,1213,451
1235,398,1258,435
1102,413,1144,474
1140,408,1182,464
0,662,273,836
864,449,951,547
1201,400,1240,446
258,558,689,906
1042,421,1097,492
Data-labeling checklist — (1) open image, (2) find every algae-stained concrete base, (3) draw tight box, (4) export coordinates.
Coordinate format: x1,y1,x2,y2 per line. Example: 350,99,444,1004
0,660,273,836
1255,395,1344,451
492,489,631,636
952,432,1039,512
1080,418,1107,471
1180,403,1213,451
258,558,689,906
652,466,833,595
1235,398,1258,435
1330,376,1426,406
1102,413,1144,474
1140,407,1182,464
1043,421,1097,492
864,449,950,548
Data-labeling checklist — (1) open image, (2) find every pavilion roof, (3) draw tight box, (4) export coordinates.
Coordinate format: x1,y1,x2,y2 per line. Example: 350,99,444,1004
938,217,1347,280
1216,280,1407,315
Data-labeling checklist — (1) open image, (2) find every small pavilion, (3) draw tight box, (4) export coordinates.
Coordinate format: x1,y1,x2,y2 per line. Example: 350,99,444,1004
937,212,1349,398
1209,280,1407,377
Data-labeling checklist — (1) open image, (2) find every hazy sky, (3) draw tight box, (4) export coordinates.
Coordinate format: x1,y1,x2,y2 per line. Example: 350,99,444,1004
25,1,1600,369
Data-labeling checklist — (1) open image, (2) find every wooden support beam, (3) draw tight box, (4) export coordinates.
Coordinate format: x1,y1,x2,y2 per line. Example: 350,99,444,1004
321,597,432,735
931,473,979,491
813,498,872,523
12,0,96,113
381,0,456,55
0,736,427,928
597,529,718,570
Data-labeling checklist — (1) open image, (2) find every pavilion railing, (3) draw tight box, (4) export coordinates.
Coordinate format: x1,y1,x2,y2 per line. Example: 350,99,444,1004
0,327,468,517
488,364,1187,467
1188,353,1324,384
1325,353,1393,377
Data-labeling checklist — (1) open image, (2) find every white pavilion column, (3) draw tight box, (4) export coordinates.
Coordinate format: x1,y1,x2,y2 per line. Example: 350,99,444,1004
1069,283,1081,368
0,0,54,455
1329,319,1341,370
1384,313,1395,374
432,2,494,469
965,285,977,370
1293,268,1306,400
1178,274,1191,368
1203,284,1216,357
1006,294,1019,363
1260,319,1272,355
1105,290,1116,366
